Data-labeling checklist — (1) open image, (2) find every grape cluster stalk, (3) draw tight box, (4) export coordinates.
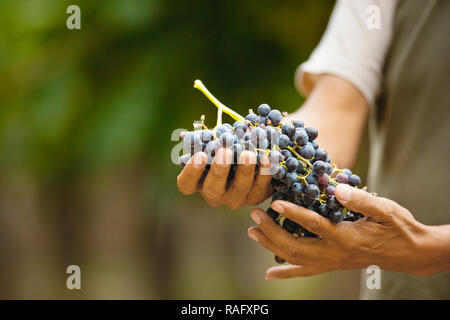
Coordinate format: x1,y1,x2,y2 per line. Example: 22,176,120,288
178,80,365,264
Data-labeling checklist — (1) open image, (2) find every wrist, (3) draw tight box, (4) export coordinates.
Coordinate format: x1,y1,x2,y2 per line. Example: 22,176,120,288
416,224,450,275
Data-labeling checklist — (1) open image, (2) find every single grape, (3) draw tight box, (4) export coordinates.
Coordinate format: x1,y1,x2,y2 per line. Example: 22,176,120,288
317,173,329,185
282,123,295,138
268,109,283,126
325,185,335,196
285,157,299,172
245,113,258,124
257,115,267,126
326,196,341,210
220,132,235,148
299,144,315,159
349,174,361,187
258,104,271,116
336,173,349,184
216,124,232,138
282,172,297,185
311,140,319,149
329,210,344,223
201,130,214,143
342,169,352,177
280,149,292,160
325,163,333,175
306,174,318,185
204,140,220,163
178,154,191,167
269,150,283,164
303,197,316,207
271,164,286,180
278,134,290,149
304,184,320,199
265,126,279,146
318,205,329,217
291,182,303,196
183,131,202,154
305,126,318,141
313,160,327,174
314,148,328,162
294,128,309,146
293,120,304,128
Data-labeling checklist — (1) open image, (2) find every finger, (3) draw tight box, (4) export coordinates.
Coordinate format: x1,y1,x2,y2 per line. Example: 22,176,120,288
246,153,273,205
223,151,256,210
271,200,337,239
248,227,294,264
265,265,331,279
177,152,207,195
250,208,320,258
201,148,233,204
334,184,397,222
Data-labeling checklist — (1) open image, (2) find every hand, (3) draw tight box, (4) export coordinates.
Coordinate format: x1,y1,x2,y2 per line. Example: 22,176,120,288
248,184,450,279
177,148,272,210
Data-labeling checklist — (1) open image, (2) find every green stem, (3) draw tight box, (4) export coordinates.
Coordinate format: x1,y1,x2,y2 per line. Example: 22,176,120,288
194,80,246,124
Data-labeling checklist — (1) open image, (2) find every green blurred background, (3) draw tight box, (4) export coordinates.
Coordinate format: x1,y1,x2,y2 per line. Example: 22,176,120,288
0,0,368,299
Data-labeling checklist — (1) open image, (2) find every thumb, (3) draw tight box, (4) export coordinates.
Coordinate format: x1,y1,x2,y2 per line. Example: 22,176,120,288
334,184,395,222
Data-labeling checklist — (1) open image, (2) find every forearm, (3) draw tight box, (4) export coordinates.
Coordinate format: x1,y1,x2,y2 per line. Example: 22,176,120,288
420,224,450,275
289,74,369,169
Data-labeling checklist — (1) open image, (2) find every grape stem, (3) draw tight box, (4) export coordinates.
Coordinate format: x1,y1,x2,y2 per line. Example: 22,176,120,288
193,80,246,129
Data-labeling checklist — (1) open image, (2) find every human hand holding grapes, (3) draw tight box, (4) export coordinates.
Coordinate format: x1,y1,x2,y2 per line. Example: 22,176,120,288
248,184,450,278
177,148,273,210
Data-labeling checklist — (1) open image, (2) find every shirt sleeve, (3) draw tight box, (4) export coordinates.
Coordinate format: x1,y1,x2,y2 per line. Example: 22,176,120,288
297,0,397,106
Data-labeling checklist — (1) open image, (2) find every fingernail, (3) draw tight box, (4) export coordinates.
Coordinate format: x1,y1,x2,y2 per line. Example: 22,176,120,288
250,211,261,224
248,230,258,242
336,184,352,202
272,201,285,214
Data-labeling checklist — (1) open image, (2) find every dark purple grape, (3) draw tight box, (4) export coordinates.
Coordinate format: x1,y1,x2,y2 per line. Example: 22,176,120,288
285,157,299,172
325,163,333,175
201,130,214,142
220,132,234,147
342,169,352,177
299,145,315,159
178,154,191,167
282,172,297,185
278,134,290,149
304,184,320,199
183,131,202,154
314,148,327,161
265,126,279,146
293,120,304,128
305,126,318,141
258,104,271,116
271,164,286,180
336,173,349,184
325,185,335,196
269,150,283,164
329,210,344,223
318,205,329,217
326,196,341,210
311,141,319,149
268,109,283,126
257,115,267,125
294,128,309,146
280,149,292,160
349,174,361,187
313,160,327,174
282,123,295,138
306,174,318,185
245,113,258,124
291,182,303,196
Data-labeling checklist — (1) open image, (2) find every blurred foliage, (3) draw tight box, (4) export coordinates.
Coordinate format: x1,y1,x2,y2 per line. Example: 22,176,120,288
0,0,365,299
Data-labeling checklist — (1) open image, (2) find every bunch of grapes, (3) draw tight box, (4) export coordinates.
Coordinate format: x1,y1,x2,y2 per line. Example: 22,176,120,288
178,80,365,263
